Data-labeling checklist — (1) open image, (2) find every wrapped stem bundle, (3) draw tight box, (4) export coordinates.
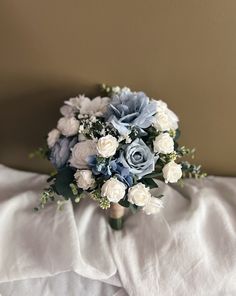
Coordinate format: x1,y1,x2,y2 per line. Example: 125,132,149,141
108,203,125,230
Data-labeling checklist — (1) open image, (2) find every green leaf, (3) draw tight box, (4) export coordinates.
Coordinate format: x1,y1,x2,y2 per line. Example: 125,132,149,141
154,194,164,199
54,167,75,199
140,178,158,189
119,198,130,208
142,172,162,179
129,204,140,214
174,129,181,140
47,175,57,183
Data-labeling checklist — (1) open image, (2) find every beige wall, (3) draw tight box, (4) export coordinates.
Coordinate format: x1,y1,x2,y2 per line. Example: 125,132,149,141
0,0,235,175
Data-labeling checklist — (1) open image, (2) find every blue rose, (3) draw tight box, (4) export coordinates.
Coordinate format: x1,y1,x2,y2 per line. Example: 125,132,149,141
110,160,133,187
50,137,77,169
119,138,157,179
87,156,112,177
106,91,157,135
87,156,133,187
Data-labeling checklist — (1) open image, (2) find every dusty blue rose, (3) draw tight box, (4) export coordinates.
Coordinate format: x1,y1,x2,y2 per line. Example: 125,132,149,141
87,155,112,177
110,160,133,187
119,138,157,179
50,137,77,169
106,91,157,135
87,157,133,186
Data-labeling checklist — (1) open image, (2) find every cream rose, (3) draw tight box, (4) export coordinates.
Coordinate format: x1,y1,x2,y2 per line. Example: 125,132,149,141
47,128,60,148
153,133,174,154
128,183,151,206
70,140,97,169
162,161,182,183
57,117,79,137
101,177,126,203
143,197,164,215
97,135,119,158
154,100,179,131
153,112,173,131
74,170,95,190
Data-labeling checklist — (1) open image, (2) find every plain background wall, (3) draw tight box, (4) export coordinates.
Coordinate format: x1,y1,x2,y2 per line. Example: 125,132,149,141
0,0,235,175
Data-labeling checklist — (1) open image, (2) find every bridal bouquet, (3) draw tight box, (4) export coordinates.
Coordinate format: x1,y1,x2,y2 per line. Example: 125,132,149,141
34,85,205,230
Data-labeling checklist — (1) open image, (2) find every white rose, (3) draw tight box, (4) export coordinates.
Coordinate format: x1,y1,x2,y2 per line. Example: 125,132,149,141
153,133,174,154
70,140,97,169
153,112,173,131
78,133,88,141
154,100,179,131
47,129,60,148
74,170,95,190
60,105,75,117
57,117,79,137
101,178,126,203
165,108,179,130
155,100,168,112
97,135,119,158
128,183,151,206
162,161,182,183
143,197,164,215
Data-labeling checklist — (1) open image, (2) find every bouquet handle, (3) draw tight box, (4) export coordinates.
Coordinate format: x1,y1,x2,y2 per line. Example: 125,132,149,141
108,203,125,230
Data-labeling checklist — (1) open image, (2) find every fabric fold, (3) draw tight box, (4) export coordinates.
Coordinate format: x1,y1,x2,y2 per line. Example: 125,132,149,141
1,165,236,295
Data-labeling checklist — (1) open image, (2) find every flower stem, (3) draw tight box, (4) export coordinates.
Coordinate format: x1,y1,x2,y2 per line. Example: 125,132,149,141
108,203,125,230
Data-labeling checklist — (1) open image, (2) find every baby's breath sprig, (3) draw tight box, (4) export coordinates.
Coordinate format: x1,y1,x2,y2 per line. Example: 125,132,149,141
57,200,68,211
158,152,177,165
181,161,207,179
34,187,55,211
89,189,102,201
99,197,110,209
29,147,49,159
168,129,176,138
101,83,121,97
70,183,79,196
176,146,196,159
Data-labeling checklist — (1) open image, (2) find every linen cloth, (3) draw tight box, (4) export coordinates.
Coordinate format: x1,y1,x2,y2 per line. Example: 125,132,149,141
0,164,235,295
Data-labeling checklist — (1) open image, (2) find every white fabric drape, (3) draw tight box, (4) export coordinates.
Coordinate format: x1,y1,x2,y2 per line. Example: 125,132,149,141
0,164,235,295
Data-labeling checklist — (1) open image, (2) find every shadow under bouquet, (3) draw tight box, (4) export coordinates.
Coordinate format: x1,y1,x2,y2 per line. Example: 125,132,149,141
34,85,205,230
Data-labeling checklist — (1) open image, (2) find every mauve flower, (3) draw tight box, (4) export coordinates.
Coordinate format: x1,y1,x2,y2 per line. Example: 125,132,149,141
119,138,157,179
50,137,77,169
106,91,157,135
69,140,97,169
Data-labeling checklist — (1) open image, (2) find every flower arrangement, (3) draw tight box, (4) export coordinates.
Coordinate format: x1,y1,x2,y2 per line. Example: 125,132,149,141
34,85,205,230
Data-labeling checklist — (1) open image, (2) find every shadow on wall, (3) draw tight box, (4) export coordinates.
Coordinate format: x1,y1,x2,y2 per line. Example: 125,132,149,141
0,79,101,173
